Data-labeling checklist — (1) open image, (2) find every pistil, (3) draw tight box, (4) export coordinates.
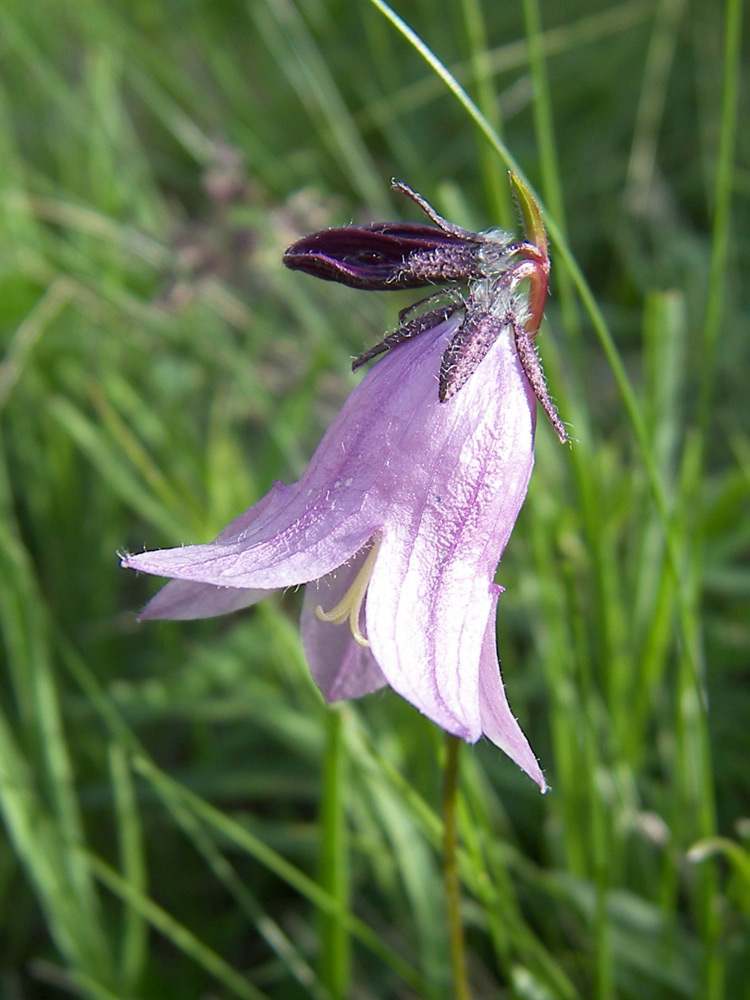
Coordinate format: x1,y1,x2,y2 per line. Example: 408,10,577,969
315,536,382,647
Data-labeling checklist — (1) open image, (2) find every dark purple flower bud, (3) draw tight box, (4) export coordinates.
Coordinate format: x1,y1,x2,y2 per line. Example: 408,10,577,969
283,221,487,289
282,181,511,290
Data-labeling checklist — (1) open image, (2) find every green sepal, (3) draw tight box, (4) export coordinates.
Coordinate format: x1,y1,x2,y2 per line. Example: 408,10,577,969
509,172,548,258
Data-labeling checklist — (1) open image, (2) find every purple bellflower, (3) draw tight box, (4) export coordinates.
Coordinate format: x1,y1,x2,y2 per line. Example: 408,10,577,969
122,175,566,791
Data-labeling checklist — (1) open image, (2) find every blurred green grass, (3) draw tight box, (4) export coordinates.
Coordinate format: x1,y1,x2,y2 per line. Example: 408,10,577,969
0,0,747,997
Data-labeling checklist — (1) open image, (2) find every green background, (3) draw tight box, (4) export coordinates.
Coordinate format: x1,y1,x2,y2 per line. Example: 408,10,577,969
0,0,747,997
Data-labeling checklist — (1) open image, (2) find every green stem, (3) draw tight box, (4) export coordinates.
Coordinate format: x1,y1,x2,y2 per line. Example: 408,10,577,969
318,708,350,999
443,734,472,1000
697,0,742,441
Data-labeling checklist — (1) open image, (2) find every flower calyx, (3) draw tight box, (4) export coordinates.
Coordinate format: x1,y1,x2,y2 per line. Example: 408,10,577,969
284,175,566,443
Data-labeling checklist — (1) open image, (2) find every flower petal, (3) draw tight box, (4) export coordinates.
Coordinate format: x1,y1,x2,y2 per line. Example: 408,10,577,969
122,472,379,592
137,578,269,621
123,313,465,595
365,317,536,743
479,586,546,790
300,542,387,701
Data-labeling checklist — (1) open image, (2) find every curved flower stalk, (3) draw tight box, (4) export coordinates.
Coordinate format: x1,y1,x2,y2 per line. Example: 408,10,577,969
123,175,565,791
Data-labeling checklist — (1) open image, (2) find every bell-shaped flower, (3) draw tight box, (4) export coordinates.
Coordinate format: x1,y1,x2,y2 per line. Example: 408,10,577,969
123,177,562,790
124,298,544,788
